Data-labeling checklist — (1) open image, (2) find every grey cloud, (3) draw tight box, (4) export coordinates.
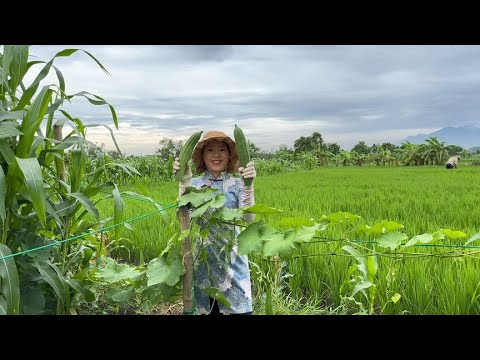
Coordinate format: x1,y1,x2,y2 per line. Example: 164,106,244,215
24,45,480,154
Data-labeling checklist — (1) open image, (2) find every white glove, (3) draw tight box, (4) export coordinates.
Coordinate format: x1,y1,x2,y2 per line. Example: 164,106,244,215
238,161,256,187
238,161,255,223
173,157,192,196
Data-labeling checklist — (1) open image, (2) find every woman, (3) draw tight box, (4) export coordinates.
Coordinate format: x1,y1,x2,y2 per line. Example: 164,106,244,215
173,130,256,315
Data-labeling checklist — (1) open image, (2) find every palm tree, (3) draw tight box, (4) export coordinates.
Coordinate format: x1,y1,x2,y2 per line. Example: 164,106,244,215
421,137,449,165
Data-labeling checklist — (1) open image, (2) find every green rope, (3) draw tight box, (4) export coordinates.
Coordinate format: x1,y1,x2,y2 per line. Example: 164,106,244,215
351,239,480,249
0,203,178,261
311,236,480,249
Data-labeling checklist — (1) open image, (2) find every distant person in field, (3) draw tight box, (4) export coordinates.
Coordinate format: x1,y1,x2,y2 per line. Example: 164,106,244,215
173,130,256,315
446,155,461,169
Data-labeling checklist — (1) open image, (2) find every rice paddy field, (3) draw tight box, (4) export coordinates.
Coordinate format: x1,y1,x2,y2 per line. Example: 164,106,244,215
97,165,480,314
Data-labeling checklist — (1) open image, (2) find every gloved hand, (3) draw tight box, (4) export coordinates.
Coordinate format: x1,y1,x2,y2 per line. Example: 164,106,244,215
173,157,192,196
238,161,256,187
238,161,256,223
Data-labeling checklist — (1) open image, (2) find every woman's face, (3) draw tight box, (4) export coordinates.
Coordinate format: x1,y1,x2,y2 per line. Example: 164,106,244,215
202,139,230,177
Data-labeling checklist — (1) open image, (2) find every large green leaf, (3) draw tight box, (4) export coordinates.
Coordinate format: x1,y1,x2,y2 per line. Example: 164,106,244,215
0,124,23,139
0,244,20,315
321,211,360,224
16,157,46,229
35,261,68,309
342,245,367,268
0,110,26,121
1,47,13,88
146,256,183,287
65,278,95,302
404,233,434,247
293,223,322,243
55,48,110,75
110,163,141,177
178,187,217,207
352,280,373,297
190,194,225,218
263,231,300,259
0,139,16,165
16,85,53,158
52,65,66,99
215,207,244,221
106,287,134,303
96,257,144,284
242,203,283,216
76,98,118,130
51,198,76,218
67,192,99,221
0,166,5,225
7,45,29,96
237,220,275,256
438,228,467,240
70,149,84,193
359,220,404,236
16,58,54,110
278,217,316,230
376,232,407,250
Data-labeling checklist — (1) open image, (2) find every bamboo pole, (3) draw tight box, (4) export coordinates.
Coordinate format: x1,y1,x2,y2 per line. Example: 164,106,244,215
179,206,194,314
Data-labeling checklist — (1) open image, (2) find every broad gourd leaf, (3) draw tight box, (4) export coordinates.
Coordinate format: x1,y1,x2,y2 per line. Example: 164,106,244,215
404,233,434,247
237,221,275,256
96,258,145,284
376,232,407,250
263,231,300,259
147,256,183,287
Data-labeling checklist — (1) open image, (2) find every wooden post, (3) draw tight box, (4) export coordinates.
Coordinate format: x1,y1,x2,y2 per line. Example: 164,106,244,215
179,206,194,314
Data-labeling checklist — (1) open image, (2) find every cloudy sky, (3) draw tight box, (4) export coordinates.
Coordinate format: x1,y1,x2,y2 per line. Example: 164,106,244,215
27,45,480,155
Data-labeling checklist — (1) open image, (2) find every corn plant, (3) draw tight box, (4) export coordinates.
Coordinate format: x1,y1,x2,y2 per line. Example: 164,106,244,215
0,45,151,314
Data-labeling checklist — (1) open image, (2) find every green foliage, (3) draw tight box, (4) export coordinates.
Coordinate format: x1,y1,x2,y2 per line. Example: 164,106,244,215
293,131,324,154
156,137,184,161
146,256,183,287
0,45,156,315
0,244,19,314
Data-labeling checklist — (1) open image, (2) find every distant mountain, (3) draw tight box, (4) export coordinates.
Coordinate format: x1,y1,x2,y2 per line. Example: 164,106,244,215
401,126,480,150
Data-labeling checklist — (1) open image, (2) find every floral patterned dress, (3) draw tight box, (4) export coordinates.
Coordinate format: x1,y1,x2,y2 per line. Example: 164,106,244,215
191,170,253,314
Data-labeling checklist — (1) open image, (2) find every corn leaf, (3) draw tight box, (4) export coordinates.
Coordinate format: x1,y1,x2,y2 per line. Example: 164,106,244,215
16,86,53,159
0,110,26,121
0,244,20,315
0,124,23,139
0,139,16,165
16,59,54,110
70,150,84,193
34,261,69,309
16,157,46,229
68,192,99,221
7,45,29,95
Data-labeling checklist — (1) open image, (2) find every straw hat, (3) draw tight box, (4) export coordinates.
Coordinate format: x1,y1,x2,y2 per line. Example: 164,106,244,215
192,130,239,174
